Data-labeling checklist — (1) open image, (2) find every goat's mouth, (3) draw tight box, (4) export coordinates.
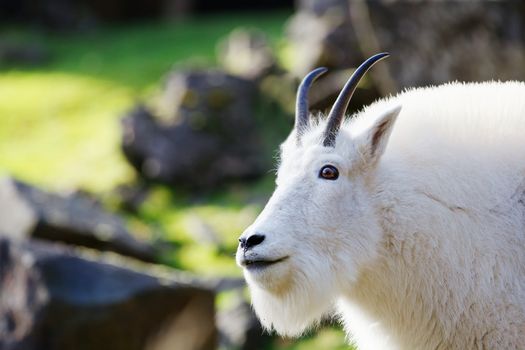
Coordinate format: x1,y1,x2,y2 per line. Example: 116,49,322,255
241,256,289,271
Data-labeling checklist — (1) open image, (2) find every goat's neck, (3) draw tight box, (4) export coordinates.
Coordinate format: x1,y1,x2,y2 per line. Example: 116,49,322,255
337,174,450,350
338,243,448,350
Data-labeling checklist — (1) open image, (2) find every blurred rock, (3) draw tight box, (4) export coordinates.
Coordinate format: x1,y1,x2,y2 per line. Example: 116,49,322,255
308,68,380,113
112,183,150,214
258,72,298,115
296,0,347,15
217,293,272,350
0,177,155,262
218,28,277,81
0,238,216,350
287,0,525,89
121,70,264,189
364,1,525,88
286,0,360,77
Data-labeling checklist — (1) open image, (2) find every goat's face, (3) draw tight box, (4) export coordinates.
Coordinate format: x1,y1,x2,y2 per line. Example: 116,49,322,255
236,54,401,336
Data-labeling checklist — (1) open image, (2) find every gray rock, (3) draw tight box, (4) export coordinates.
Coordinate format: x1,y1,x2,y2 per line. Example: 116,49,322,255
121,70,264,189
364,1,525,88
296,0,349,16
0,177,155,262
217,28,277,81
0,238,216,350
288,0,525,90
217,292,272,350
286,0,360,76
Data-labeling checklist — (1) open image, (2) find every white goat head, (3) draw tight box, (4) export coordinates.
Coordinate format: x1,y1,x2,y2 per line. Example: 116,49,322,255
236,54,401,336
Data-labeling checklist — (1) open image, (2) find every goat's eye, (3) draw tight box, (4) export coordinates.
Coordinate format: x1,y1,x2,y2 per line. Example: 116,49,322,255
319,165,339,180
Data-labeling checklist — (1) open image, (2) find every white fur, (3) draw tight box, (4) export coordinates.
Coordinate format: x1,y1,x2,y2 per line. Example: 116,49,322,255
236,82,525,349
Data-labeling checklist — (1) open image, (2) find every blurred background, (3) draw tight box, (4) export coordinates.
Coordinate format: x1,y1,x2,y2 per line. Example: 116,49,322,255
1,1,524,349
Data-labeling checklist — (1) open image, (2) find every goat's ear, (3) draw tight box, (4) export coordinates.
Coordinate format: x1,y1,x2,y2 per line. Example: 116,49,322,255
356,105,401,166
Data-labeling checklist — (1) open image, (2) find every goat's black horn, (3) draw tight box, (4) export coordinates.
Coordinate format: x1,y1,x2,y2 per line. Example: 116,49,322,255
295,67,327,142
323,53,390,147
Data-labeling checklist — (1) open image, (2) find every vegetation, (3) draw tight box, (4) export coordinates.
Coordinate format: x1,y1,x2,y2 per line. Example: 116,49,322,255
0,12,290,191
0,11,351,349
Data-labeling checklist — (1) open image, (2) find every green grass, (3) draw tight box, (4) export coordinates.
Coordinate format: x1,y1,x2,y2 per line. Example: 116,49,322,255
273,327,352,350
0,72,135,191
0,11,291,192
135,176,277,277
2,12,291,88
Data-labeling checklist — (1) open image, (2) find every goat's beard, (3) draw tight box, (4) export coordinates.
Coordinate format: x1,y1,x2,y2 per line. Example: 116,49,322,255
247,258,337,337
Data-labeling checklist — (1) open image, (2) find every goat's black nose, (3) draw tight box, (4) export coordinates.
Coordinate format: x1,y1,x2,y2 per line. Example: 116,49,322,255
239,234,265,250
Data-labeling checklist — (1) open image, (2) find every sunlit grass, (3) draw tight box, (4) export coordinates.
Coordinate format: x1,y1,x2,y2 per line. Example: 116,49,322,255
274,327,353,350
0,11,291,191
137,183,272,277
2,11,291,88
0,72,135,192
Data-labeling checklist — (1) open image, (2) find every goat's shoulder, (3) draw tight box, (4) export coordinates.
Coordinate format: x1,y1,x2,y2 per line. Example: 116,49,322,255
347,81,525,163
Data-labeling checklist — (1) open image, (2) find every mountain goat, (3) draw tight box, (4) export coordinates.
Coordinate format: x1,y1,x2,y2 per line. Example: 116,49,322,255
236,53,525,349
